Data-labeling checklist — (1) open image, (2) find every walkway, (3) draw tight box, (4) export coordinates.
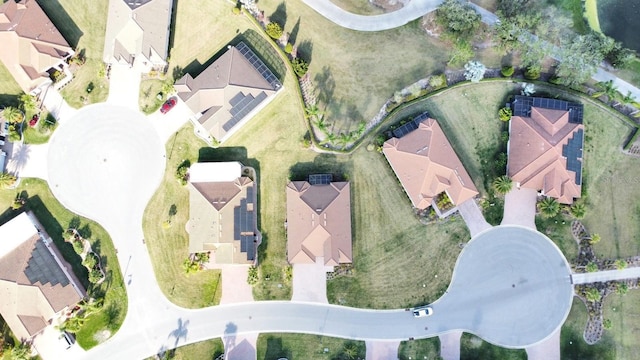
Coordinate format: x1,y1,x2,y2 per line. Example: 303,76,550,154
501,188,538,230
572,267,640,284
457,199,491,237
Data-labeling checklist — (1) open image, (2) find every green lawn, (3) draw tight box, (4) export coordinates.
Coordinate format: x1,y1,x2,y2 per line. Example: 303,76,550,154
398,338,441,360
615,58,640,94
329,0,385,15
561,297,616,360
139,79,167,114
600,290,640,359
0,179,126,349
172,338,224,360
37,0,110,107
257,334,365,360
460,333,526,360
23,112,58,145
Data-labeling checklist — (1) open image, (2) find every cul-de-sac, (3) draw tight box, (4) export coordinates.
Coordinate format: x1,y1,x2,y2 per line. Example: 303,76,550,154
1,0,640,359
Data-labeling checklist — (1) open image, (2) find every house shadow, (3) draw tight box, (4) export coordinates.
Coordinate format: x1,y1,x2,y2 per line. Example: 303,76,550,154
0,94,19,108
167,0,180,59
36,1,83,48
288,153,347,181
182,29,286,83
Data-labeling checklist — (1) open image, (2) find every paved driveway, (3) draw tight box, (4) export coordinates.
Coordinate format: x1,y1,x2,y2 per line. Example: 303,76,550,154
107,64,142,110
291,258,329,303
5,142,49,180
526,328,560,360
145,99,193,143
365,340,399,360
501,188,538,230
457,199,491,237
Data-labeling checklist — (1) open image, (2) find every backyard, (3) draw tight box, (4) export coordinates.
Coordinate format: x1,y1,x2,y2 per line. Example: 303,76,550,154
0,179,126,349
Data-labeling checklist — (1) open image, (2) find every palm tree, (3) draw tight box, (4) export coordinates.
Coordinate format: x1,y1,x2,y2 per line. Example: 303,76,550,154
589,233,601,245
2,106,23,123
569,202,586,219
0,172,17,189
592,80,618,102
620,91,635,105
19,93,37,112
78,298,103,317
492,175,513,195
58,315,85,333
614,259,627,270
538,197,560,218
585,287,601,303
313,116,328,133
304,103,322,119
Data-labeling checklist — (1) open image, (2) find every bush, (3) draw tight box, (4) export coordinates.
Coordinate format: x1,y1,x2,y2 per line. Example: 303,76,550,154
247,266,259,285
498,107,512,121
88,269,103,284
175,160,191,186
291,57,309,77
501,66,514,77
524,67,540,80
429,74,447,89
232,6,241,15
463,61,486,82
284,43,293,54
265,22,283,40
72,240,84,254
83,253,97,269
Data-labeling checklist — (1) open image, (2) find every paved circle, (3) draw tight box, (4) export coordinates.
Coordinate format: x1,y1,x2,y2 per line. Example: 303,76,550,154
433,225,574,348
47,104,165,226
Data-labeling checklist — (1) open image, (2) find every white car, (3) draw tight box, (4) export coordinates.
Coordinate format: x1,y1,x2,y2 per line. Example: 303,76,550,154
412,306,433,318
59,331,74,349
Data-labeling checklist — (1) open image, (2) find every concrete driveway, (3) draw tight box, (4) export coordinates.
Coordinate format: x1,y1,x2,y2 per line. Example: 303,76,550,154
145,98,193,143
501,188,538,230
365,340,399,360
291,259,329,303
4,141,49,180
457,199,492,237
107,64,142,110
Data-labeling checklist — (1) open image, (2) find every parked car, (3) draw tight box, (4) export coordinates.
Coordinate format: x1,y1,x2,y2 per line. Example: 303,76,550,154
29,114,39,127
59,331,75,349
160,97,177,114
412,306,433,318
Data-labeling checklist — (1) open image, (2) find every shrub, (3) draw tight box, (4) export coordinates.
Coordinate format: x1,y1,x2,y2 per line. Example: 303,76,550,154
247,265,259,285
498,107,512,121
162,220,172,229
72,240,84,254
291,57,309,77
501,66,514,77
524,67,540,80
463,61,486,82
589,233,601,245
549,75,562,85
284,43,293,54
570,202,586,219
175,160,191,186
586,262,598,272
614,259,627,270
429,74,447,89
603,318,612,330
284,266,293,281
83,253,97,269
232,6,241,15
265,22,283,40
88,269,103,284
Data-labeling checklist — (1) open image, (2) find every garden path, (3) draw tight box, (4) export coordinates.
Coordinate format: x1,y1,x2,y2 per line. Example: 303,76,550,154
5,141,49,181
572,266,640,284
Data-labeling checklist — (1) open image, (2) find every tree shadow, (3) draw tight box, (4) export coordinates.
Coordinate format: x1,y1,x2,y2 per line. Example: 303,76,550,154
297,39,313,64
288,154,347,181
263,336,291,360
169,204,177,217
36,1,83,48
223,322,238,350
168,318,190,349
270,2,287,28
0,94,19,108
289,17,301,45
68,216,81,231
314,66,335,105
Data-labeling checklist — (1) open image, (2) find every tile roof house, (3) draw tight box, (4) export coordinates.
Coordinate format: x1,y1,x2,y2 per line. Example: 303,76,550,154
286,175,352,266
175,42,282,143
0,212,85,341
383,114,478,210
0,0,74,93
507,96,584,204
186,162,260,264
103,0,173,72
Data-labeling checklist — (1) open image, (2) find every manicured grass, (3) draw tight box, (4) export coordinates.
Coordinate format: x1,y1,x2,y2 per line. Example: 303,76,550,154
398,338,441,360
23,113,57,145
460,333,526,360
142,126,223,308
172,338,224,360
329,0,385,15
600,290,640,359
37,0,110,107
535,214,577,262
257,334,365,360
584,0,602,33
139,79,167,114
561,297,615,359
0,179,126,349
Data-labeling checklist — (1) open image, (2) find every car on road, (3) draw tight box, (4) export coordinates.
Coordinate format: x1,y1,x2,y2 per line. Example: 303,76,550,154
412,306,433,318
160,97,177,114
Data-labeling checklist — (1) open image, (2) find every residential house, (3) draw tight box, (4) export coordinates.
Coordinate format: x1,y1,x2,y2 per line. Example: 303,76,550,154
0,212,86,341
507,96,584,204
286,174,352,267
103,0,173,72
0,0,74,94
175,42,282,143
383,113,478,213
186,162,260,265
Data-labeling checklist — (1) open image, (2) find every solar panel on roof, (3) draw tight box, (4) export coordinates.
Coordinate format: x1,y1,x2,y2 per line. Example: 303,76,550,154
392,113,427,138
236,42,282,90
309,174,333,185
563,129,584,185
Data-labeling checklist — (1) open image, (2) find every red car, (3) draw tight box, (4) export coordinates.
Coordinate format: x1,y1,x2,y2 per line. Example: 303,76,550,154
160,97,177,114
29,114,39,127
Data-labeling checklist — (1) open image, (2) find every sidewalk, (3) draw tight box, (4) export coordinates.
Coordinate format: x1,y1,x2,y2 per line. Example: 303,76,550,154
572,266,640,284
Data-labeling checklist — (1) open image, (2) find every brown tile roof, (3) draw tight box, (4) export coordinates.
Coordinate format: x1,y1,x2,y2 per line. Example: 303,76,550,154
187,164,258,264
286,181,352,266
508,102,584,204
0,213,85,340
0,0,73,92
176,42,280,142
103,0,173,68
383,118,478,209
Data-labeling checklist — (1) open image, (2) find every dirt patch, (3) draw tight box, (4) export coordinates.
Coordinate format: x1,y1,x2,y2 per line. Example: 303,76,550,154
421,12,443,38
370,0,407,12
93,329,111,343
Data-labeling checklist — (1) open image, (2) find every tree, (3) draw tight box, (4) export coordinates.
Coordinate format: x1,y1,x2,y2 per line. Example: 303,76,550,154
291,57,309,77
463,61,486,82
606,43,636,69
518,36,548,72
592,80,618,102
538,197,560,218
585,287,601,302
448,39,474,66
59,315,85,333
603,318,612,330
586,262,598,272
435,0,481,38
19,93,37,112
493,175,513,195
569,202,586,219
498,107,512,121
5,341,31,360
616,282,628,295
2,106,23,123
589,233,601,245
497,0,536,18
265,22,283,40
614,259,627,270
556,32,615,87
0,172,17,189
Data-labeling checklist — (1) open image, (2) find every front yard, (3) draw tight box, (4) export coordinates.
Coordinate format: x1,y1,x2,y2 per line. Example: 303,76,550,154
257,334,365,360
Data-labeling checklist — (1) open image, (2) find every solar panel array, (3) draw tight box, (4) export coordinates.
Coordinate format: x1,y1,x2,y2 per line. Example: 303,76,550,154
309,174,333,185
24,240,70,287
392,111,429,138
562,129,584,185
234,199,256,260
222,92,268,131
236,42,282,90
513,96,584,124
